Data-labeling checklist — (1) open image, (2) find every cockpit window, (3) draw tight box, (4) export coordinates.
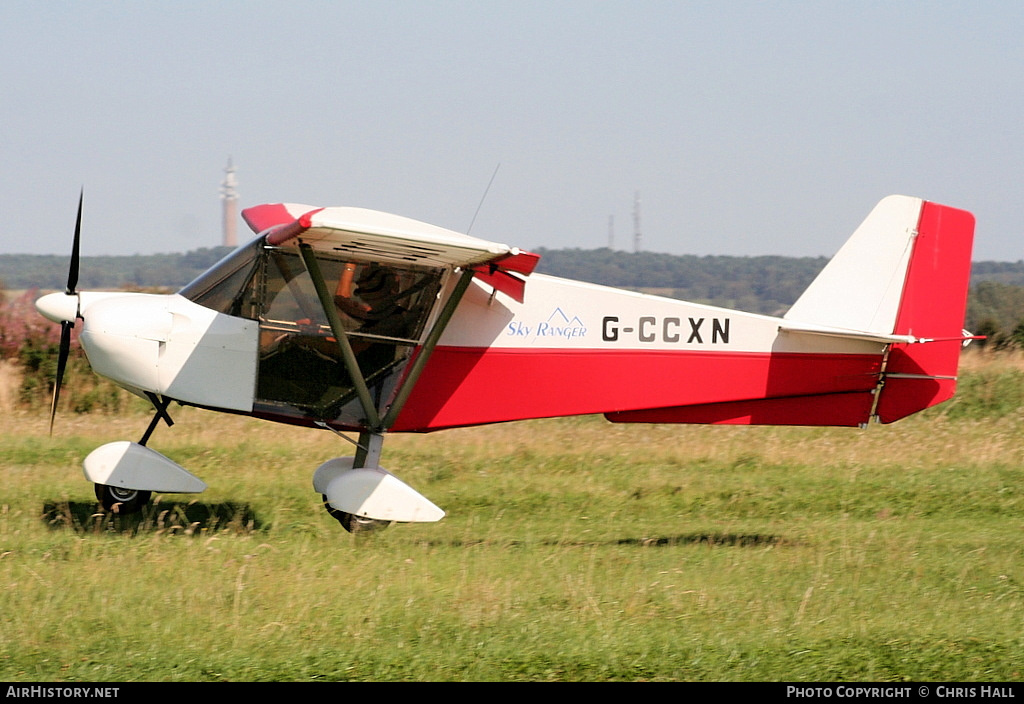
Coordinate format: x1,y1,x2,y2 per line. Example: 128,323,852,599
261,250,325,328
253,245,445,420
258,249,442,344
179,238,261,319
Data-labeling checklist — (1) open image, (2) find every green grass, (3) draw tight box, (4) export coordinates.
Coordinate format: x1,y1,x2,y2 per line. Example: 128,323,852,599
1,357,1023,681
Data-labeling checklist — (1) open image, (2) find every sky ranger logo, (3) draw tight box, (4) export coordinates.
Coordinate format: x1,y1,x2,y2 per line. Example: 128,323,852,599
602,316,731,344
506,308,588,343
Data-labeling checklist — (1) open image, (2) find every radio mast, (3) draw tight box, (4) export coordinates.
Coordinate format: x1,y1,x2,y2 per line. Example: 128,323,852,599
220,157,238,247
633,191,642,253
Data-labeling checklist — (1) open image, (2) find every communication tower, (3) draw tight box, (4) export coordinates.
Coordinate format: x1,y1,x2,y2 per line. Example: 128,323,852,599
633,191,642,253
220,157,238,247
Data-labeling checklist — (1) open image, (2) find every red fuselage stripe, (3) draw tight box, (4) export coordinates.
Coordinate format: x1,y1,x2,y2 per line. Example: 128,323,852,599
391,346,882,431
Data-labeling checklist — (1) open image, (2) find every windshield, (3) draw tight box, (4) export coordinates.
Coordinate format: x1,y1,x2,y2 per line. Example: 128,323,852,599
179,237,262,319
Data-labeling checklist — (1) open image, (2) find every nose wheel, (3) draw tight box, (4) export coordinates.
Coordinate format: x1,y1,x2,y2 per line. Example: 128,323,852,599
94,483,151,515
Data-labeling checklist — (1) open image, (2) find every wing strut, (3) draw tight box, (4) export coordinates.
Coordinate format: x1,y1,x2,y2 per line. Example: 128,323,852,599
297,244,476,433
297,243,382,430
381,267,475,429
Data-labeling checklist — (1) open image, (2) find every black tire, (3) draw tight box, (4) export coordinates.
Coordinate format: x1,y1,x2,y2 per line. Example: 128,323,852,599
321,494,390,534
94,483,152,515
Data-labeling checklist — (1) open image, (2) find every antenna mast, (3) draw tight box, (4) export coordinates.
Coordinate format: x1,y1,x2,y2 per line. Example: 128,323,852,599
633,191,642,253
220,157,238,247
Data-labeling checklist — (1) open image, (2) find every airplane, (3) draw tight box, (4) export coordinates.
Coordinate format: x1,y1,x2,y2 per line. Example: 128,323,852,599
35,193,975,532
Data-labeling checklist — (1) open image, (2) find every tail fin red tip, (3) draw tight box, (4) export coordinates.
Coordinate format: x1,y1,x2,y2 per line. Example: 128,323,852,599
875,201,976,422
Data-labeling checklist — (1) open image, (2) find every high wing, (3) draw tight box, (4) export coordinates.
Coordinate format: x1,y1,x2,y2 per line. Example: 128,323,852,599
241,203,540,302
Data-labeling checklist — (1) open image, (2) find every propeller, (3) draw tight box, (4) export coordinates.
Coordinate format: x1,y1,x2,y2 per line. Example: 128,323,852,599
48,190,83,434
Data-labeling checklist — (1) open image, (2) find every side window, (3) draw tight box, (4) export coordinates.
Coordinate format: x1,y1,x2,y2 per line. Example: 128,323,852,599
256,250,343,410
260,251,326,328
254,247,444,418
332,262,441,342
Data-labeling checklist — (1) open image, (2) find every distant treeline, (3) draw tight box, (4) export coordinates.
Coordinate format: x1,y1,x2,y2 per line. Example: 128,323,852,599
0,248,234,292
534,248,829,316
3,246,1024,342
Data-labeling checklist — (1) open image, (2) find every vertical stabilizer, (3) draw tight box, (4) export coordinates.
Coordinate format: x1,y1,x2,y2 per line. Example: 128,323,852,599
784,195,922,336
782,196,975,422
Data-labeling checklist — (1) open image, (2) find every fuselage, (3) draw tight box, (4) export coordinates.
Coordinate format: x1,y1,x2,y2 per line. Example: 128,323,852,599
38,267,886,433
392,272,884,430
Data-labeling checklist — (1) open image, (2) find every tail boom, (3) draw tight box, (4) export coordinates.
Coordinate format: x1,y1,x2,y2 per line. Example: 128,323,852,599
390,196,974,431
608,196,976,427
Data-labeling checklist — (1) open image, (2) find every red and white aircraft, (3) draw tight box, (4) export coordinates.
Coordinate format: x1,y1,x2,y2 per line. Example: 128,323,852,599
36,194,975,531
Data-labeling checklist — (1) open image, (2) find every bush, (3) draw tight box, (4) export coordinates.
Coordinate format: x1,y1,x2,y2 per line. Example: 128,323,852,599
0,287,130,413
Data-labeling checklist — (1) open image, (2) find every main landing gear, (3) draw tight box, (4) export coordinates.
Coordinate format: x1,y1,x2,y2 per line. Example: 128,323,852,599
94,483,151,515
316,431,394,534
82,403,443,533
313,430,444,534
321,496,391,534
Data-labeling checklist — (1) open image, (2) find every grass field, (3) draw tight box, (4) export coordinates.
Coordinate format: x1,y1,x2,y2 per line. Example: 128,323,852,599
1,353,1022,681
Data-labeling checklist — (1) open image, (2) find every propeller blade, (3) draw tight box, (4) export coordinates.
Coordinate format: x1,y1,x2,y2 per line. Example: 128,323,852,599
49,190,85,435
49,320,73,435
67,189,82,296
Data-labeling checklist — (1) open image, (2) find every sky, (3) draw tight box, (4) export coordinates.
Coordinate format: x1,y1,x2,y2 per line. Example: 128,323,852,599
2,1,1022,261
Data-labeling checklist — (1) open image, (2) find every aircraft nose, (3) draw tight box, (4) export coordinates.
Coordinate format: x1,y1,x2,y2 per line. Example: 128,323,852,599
35,292,79,323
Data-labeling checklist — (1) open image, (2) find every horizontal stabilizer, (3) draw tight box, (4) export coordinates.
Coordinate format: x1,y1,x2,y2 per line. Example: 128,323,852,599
778,321,918,345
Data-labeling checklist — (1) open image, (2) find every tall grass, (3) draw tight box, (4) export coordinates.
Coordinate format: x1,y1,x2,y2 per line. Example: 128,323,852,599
0,353,1022,681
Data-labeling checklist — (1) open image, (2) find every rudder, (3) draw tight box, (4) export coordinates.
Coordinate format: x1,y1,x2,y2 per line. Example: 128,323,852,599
874,201,976,422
